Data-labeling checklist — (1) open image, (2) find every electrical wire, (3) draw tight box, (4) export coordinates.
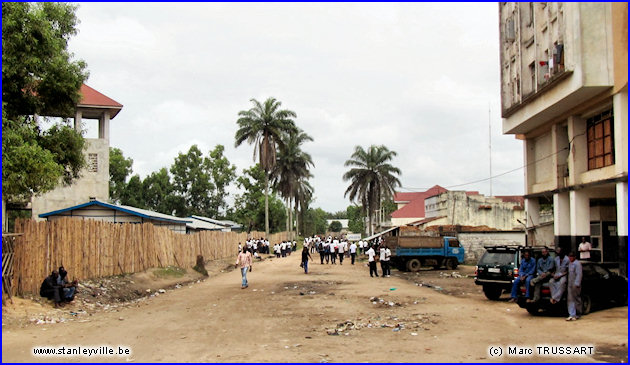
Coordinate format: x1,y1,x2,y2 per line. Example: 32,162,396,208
399,146,571,192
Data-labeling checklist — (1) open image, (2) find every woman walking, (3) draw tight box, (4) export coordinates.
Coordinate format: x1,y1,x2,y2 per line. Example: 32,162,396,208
301,246,313,274
235,248,253,289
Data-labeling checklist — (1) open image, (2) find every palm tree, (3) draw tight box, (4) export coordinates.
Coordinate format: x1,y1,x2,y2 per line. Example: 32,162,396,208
271,128,314,239
343,145,402,236
235,97,297,237
293,177,313,238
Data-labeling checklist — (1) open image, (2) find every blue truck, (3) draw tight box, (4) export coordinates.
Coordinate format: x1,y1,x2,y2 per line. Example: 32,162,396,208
384,235,465,272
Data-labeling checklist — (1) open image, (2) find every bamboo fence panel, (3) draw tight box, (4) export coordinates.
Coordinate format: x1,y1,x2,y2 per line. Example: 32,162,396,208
12,218,290,296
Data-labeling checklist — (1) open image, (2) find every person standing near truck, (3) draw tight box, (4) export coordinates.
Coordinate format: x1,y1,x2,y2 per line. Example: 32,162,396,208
366,245,378,277
566,252,583,321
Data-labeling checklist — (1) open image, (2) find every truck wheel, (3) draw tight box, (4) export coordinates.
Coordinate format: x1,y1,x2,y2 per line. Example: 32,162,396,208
483,285,502,300
445,258,458,270
406,259,422,272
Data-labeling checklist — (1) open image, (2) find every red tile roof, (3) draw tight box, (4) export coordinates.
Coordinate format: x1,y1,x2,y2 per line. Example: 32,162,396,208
78,84,123,118
391,185,448,219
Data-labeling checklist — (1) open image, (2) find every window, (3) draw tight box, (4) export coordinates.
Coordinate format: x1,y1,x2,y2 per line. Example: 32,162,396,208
587,109,615,170
88,153,99,172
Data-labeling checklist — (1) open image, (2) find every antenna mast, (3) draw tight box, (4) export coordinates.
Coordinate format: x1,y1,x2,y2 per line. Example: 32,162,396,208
489,104,493,197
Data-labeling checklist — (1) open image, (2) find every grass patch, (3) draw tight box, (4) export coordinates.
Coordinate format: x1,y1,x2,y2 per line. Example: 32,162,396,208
153,266,186,278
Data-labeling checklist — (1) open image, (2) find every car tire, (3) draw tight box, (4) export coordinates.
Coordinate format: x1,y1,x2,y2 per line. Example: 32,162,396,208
407,259,421,272
445,258,458,270
614,290,627,306
581,294,592,315
526,305,540,316
483,285,502,301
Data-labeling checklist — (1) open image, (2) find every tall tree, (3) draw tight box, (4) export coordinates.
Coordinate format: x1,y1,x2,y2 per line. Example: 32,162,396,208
142,168,175,215
343,145,402,236
232,164,286,233
206,145,237,218
271,128,314,238
119,175,144,208
170,145,215,217
234,97,297,237
109,147,133,204
2,2,89,209
347,204,366,235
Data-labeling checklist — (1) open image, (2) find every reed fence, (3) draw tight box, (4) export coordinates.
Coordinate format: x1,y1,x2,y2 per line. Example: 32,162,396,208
11,218,288,296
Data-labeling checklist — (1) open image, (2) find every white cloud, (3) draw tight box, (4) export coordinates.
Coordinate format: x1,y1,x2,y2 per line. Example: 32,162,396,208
69,2,523,213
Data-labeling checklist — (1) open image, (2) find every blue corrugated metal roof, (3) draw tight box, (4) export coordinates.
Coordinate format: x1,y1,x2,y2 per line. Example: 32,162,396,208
39,200,192,224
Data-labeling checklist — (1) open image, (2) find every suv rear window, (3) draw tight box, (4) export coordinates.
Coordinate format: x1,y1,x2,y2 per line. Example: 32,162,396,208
479,252,515,266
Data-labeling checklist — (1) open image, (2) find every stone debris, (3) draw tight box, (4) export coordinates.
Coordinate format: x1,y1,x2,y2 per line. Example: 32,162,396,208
439,271,466,278
369,297,402,307
158,289,166,294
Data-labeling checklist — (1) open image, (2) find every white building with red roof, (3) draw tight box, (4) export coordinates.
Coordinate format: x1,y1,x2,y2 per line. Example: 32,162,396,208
31,84,123,220
390,185,448,226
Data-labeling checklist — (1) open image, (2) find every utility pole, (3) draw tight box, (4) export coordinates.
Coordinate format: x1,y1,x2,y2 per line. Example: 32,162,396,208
489,104,493,197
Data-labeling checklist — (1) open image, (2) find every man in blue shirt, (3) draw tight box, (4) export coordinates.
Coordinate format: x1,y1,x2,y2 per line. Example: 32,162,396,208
527,247,555,303
509,250,536,302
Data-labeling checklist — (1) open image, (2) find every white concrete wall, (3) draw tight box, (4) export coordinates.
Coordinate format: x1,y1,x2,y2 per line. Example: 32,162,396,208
32,138,110,220
459,232,526,264
424,192,525,230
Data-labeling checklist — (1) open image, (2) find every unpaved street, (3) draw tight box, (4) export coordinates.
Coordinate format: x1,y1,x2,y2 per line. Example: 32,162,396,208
2,254,627,363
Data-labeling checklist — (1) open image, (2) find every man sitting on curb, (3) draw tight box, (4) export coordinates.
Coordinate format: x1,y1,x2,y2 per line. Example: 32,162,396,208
509,250,536,303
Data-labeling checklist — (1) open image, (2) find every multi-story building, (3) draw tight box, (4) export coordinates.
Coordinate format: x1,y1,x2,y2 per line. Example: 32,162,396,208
31,84,123,220
499,3,627,274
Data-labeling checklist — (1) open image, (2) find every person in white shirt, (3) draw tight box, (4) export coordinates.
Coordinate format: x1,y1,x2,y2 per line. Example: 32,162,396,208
337,239,345,265
280,241,287,257
366,245,378,277
381,245,391,277
330,239,337,264
578,237,592,260
349,241,357,265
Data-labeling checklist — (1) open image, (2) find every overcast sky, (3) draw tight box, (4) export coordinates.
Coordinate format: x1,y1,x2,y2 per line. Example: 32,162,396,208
69,2,524,213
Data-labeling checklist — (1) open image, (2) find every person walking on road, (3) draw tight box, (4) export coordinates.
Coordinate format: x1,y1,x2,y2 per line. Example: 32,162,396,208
338,239,345,265
366,245,378,277
235,249,253,289
349,241,357,265
301,246,313,274
566,252,583,321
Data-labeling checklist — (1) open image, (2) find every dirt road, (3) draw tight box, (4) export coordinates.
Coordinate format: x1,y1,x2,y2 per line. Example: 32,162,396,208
2,254,627,363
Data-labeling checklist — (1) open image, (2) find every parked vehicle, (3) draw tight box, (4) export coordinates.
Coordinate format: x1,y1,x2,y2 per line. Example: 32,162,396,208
516,261,627,316
386,235,465,272
474,245,553,300
474,245,520,300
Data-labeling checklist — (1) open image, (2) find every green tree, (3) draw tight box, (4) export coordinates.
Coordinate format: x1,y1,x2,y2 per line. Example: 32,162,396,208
2,2,88,118
169,145,214,217
271,128,314,238
302,207,329,236
2,2,89,207
234,97,298,237
142,168,176,215
119,175,144,208
347,205,366,235
232,164,286,233
329,220,343,232
343,145,402,236
109,147,133,204
207,145,236,218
